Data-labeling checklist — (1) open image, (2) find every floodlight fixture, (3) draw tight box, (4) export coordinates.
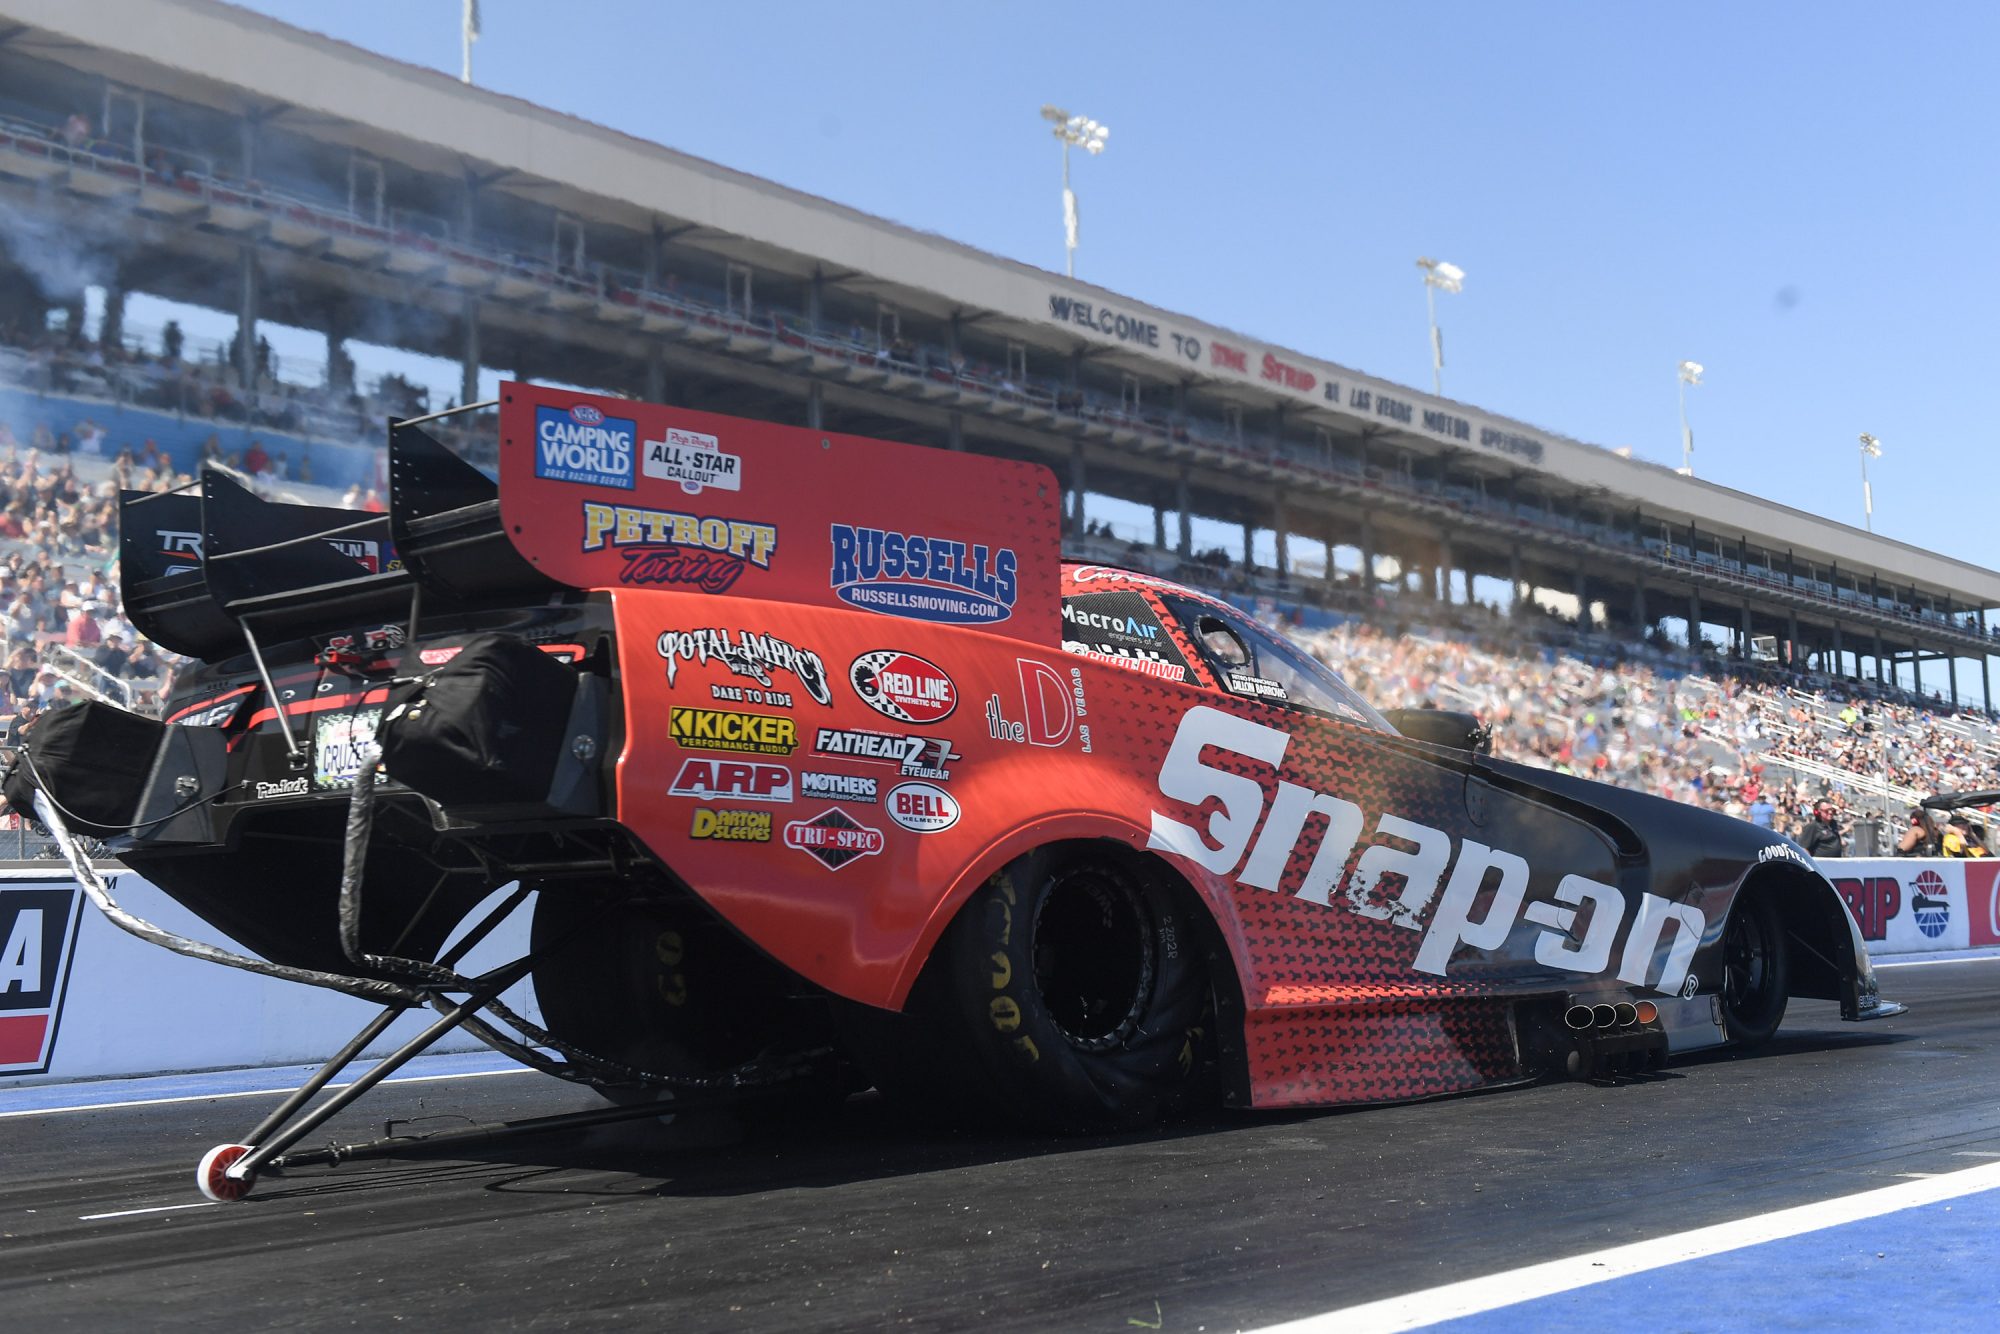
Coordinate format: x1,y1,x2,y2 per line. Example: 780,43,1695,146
1415,257,1465,392
1044,105,1109,278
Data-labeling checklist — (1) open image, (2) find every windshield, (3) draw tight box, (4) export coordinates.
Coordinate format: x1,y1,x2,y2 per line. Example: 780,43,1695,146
1158,594,1392,732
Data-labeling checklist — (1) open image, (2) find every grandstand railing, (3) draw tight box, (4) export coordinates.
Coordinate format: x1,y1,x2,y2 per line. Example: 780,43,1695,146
6,105,1997,656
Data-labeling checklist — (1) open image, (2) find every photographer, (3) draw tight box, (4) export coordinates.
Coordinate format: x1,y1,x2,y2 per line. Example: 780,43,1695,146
1798,797,1847,858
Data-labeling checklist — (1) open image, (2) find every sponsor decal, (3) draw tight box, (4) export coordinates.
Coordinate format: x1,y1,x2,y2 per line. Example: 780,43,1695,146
1069,565,1183,590
1912,868,1951,939
690,808,773,842
253,776,310,800
669,707,798,756
582,502,778,595
1060,592,1191,680
886,781,959,834
812,727,960,781
0,883,85,1077
324,625,407,657
849,651,956,725
536,402,636,489
984,660,1092,753
324,537,394,574
1756,843,1815,868
158,527,203,575
657,629,831,707
1834,876,1900,941
1061,642,1190,683
419,646,460,666
784,808,886,870
1968,862,2000,949
1145,705,1704,994
1225,671,1289,702
642,427,741,495
312,708,382,791
668,758,793,803
173,695,246,728
799,771,878,804
828,525,1018,625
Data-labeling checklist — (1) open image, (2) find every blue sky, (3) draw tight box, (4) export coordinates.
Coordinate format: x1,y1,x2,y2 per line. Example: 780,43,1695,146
220,0,1999,571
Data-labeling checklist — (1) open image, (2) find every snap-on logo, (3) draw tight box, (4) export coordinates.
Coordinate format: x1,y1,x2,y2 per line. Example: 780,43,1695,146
849,651,956,725
1,883,86,1078
1145,706,1703,994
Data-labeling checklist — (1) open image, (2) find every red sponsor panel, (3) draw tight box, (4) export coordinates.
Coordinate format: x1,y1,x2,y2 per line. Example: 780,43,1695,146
850,651,956,724
1968,861,2000,948
0,1014,48,1066
497,383,1060,641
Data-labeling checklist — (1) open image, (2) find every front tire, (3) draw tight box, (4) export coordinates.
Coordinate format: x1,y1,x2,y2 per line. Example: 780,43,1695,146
1721,890,1790,1045
916,845,1215,1131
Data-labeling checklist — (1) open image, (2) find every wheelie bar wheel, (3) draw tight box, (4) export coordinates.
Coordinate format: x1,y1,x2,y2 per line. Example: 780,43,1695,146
196,1144,257,1202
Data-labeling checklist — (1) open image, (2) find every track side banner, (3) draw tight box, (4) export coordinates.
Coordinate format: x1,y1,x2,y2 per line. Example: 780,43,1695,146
0,868,534,1087
496,383,1063,642
1819,858,2000,953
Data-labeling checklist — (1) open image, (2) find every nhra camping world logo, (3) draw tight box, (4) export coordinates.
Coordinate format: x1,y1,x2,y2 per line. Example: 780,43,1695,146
849,651,956,725
536,402,636,490
582,502,779,596
1912,868,1951,939
657,629,832,706
1,882,85,1078
828,525,1018,625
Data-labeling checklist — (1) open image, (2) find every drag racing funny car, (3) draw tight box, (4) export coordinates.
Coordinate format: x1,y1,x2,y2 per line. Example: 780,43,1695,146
3,383,1901,1200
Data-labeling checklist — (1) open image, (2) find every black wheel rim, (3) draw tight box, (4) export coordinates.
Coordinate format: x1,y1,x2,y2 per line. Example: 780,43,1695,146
1724,909,1770,1014
1030,867,1156,1051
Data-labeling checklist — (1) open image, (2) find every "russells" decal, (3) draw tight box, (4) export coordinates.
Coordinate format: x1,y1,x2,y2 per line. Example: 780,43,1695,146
828,525,1018,625
536,403,636,490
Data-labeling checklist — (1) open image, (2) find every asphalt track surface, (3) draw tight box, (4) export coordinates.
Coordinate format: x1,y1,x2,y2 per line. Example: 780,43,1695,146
3,957,1996,1332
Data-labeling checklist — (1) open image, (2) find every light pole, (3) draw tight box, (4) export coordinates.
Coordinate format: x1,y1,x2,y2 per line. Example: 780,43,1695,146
1858,433,1882,532
1416,257,1464,395
1676,360,1703,475
1041,106,1108,279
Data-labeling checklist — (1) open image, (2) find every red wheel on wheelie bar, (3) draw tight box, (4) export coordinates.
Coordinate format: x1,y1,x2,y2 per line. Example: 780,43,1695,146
196,1143,257,1202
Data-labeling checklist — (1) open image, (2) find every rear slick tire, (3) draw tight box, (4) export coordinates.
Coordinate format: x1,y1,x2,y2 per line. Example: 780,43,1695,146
922,845,1214,1132
1720,890,1790,1046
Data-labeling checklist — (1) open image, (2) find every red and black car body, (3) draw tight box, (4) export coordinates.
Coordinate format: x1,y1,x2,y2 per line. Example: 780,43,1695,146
10,383,1898,1157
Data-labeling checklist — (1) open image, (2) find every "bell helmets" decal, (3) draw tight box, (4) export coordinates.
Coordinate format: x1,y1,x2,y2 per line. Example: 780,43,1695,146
885,781,960,833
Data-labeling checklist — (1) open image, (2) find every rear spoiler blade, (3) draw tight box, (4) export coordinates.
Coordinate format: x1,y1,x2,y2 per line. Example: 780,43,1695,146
120,412,568,663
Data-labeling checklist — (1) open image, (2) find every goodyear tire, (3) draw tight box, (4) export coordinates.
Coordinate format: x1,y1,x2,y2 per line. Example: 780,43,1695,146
1720,890,1790,1046
919,845,1214,1131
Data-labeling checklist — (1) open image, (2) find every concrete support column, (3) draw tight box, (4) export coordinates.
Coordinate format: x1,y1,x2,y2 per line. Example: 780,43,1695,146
1983,656,1993,716
1438,534,1454,604
458,295,480,408
643,349,666,403
947,410,964,452
1241,520,1254,572
1949,654,1960,707
1510,546,1525,619
1273,497,1290,578
806,380,824,431
1632,580,1647,634
1874,628,1886,683
1324,527,1339,588
1831,622,1844,677
1740,602,1754,657
1153,504,1167,551
1787,610,1800,668
1575,561,1590,627
1361,517,1378,593
1689,588,1703,650
100,285,126,352
1175,467,1192,559
235,246,259,391
1069,442,1087,537
807,267,823,331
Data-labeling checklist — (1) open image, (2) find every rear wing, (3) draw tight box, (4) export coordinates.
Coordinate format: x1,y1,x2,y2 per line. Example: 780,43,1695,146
120,382,1062,664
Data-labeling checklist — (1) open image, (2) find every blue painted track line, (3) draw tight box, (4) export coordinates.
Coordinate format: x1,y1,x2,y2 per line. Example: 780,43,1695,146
1426,1183,2000,1332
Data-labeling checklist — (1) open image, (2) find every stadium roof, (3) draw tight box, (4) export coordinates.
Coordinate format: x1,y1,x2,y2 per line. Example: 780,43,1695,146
10,0,2000,608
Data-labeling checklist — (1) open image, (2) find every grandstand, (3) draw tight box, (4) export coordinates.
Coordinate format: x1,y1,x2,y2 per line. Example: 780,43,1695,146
0,0,1996,846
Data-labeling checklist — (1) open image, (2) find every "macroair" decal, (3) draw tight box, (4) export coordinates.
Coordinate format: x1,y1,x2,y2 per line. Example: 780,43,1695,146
1145,706,1703,995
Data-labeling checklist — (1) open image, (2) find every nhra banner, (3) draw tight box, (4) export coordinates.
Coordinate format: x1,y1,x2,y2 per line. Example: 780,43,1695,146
1819,858,2000,954
0,867,534,1086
